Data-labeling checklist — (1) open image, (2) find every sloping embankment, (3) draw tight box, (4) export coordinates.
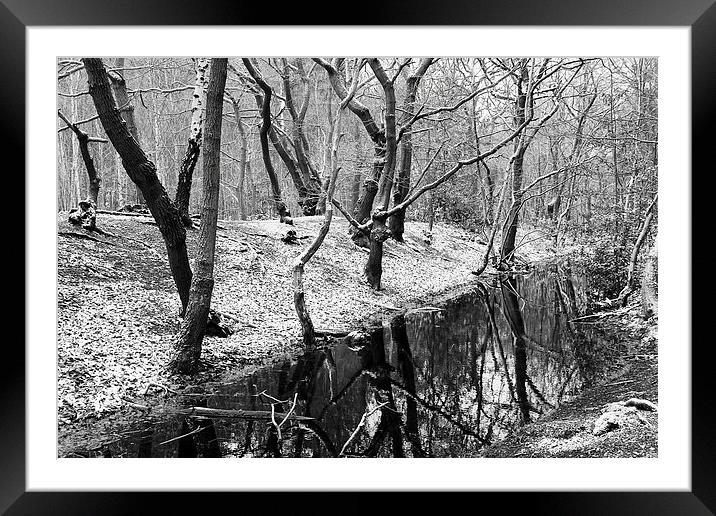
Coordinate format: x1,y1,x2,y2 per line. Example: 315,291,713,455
57,212,553,424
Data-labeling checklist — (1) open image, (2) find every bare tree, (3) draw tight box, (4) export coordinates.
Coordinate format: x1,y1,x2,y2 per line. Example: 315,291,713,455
314,58,386,243
388,58,434,241
292,107,344,347
500,59,581,263
56,109,107,205
170,58,228,374
242,58,293,224
610,193,658,308
83,58,193,312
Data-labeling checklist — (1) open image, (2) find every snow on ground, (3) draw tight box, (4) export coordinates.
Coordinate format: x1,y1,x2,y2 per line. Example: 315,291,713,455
57,212,553,423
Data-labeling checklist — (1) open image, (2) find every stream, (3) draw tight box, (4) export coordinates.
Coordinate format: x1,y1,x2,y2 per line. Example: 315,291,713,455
79,260,620,458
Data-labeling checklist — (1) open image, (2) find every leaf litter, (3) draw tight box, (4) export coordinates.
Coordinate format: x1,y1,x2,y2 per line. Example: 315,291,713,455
57,213,556,430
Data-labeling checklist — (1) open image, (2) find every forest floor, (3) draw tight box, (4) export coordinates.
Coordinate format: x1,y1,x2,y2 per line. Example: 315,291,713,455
57,211,560,448
480,305,658,458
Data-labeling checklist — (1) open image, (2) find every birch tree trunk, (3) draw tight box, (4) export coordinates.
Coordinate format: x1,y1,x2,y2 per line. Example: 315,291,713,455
170,58,228,374
175,58,209,227
641,241,658,318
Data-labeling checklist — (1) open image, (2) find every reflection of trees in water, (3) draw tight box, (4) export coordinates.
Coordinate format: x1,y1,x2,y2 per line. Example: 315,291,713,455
499,276,532,424
107,262,614,458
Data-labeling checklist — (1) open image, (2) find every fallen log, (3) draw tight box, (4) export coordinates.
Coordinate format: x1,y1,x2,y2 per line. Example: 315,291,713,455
96,209,152,218
314,328,352,338
176,406,314,422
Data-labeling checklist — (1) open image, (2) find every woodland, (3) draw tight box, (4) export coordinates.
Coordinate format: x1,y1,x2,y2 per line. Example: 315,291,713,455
56,57,658,457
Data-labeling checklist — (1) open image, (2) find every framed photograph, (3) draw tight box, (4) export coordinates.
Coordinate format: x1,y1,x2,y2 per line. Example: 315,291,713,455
7,0,710,513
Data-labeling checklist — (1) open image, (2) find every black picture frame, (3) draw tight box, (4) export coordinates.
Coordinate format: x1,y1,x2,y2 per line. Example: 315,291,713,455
5,1,711,513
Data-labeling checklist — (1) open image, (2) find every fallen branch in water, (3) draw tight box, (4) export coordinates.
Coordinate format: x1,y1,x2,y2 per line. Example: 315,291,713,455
158,424,206,446
339,402,388,456
176,406,314,421
568,305,633,323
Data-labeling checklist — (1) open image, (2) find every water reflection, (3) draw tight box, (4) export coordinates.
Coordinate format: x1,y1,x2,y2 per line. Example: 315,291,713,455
90,261,616,458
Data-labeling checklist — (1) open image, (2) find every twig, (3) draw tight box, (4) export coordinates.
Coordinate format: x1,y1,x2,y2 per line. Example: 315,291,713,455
278,393,299,428
254,390,289,404
120,397,149,411
606,379,636,387
568,306,632,322
143,382,179,397
270,403,280,440
157,425,205,446
339,402,388,456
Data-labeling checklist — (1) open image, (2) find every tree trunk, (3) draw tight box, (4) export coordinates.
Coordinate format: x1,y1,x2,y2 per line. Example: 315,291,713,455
57,110,104,205
170,58,228,374
364,215,391,290
388,59,433,241
473,177,509,275
500,147,526,262
281,59,322,214
80,134,101,204
361,59,398,290
175,58,210,227
474,116,496,226
349,118,364,212
368,60,397,213
243,59,293,224
293,109,343,347
500,68,528,263
110,58,144,205
231,99,248,220
315,92,335,215
641,241,658,318
238,62,315,217
614,193,658,307
314,59,386,240
83,58,193,312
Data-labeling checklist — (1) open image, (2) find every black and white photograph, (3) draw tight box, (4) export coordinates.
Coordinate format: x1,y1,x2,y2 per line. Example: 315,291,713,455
55,56,660,460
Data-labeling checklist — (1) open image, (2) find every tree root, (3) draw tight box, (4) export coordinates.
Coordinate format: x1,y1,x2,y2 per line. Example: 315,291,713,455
58,231,117,246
